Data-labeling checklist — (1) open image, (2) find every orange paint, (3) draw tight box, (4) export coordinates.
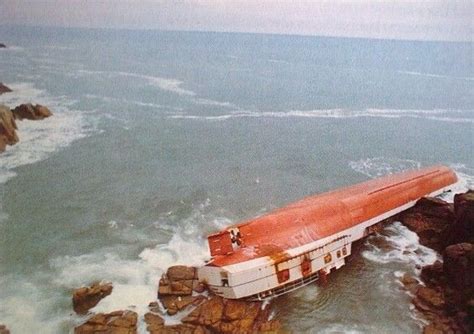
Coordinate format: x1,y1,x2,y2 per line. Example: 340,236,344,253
207,165,457,267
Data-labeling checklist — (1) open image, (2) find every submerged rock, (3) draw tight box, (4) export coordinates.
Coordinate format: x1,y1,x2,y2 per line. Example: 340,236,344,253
12,103,53,120
74,310,137,334
72,282,113,315
0,105,19,152
0,83,12,95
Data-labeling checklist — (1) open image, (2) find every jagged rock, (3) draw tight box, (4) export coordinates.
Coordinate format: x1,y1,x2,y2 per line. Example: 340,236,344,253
421,261,445,287
0,324,10,334
0,83,12,95
144,312,208,334
398,197,455,252
0,105,19,152
182,296,224,327
12,103,52,120
144,312,165,332
160,295,205,315
443,243,474,292
415,286,445,310
72,282,113,314
446,191,474,245
74,310,137,334
167,266,196,280
158,266,196,297
182,296,274,334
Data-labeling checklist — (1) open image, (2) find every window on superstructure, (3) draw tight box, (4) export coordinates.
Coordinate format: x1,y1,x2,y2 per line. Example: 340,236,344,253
324,253,332,264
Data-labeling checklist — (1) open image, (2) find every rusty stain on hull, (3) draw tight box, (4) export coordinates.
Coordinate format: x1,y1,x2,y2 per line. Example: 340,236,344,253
206,165,458,268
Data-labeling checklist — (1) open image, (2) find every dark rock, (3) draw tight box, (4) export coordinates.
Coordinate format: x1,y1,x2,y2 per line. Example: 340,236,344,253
0,324,10,334
445,191,474,245
0,105,19,152
74,310,137,334
421,261,445,286
0,43,6,48
72,282,113,315
398,197,455,252
12,103,53,120
0,83,12,95
443,243,474,292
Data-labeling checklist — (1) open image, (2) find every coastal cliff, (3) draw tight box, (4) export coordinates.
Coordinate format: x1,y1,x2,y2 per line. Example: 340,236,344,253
398,191,474,333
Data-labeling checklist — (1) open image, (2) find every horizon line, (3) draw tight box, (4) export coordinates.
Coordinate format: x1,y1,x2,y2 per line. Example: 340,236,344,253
0,23,472,44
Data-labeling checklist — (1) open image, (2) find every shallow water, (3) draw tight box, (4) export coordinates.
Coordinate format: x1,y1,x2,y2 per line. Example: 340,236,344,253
0,26,472,333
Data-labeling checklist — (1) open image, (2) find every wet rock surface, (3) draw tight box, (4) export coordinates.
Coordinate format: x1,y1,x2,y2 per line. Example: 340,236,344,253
0,102,54,153
399,191,474,333
0,105,19,152
74,265,280,333
0,83,12,94
74,310,138,334
12,103,53,120
73,281,113,315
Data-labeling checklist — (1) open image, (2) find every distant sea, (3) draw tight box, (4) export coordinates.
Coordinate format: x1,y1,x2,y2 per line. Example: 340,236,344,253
0,25,472,333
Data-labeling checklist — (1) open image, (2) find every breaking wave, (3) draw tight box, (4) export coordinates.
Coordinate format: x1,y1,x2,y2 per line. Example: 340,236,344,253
397,70,474,81
168,108,473,123
0,82,96,185
362,222,440,268
75,70,196,96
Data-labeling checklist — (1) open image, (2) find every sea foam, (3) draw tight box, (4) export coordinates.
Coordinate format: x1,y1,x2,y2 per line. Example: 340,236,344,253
0,82,95,185
168,108,474,124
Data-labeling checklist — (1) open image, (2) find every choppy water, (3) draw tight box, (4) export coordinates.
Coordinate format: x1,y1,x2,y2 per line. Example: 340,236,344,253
0,26,472,333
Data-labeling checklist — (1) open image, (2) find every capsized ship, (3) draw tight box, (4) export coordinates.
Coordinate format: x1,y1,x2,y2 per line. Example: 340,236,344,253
197,165,457,300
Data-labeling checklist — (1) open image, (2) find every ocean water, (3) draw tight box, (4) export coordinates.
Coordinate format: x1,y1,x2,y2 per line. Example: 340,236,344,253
0,25,472,333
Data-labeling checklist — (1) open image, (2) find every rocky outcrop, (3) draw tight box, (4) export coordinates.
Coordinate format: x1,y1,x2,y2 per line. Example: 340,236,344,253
398,197,455,252
74,265,280,333
74,310,137,334
0,324,10,334
0,83,12,95
182,296,280,334
12,103,52,120
0,105,19,152
399,191,474,333
73,282,113,315
158,265,197,297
